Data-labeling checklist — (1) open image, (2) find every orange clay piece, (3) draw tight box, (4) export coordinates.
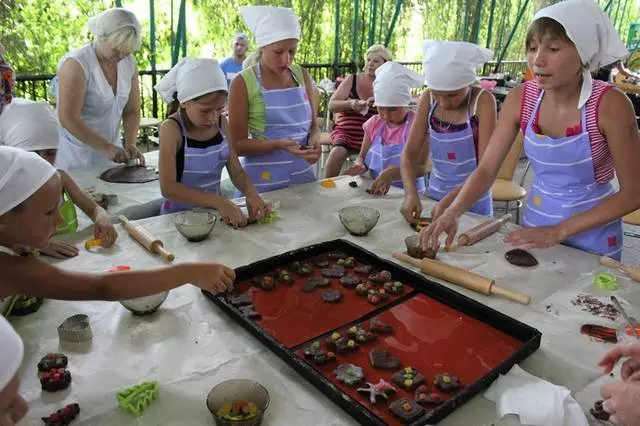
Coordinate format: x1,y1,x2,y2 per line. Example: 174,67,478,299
321,179,336,188
84,238,102,249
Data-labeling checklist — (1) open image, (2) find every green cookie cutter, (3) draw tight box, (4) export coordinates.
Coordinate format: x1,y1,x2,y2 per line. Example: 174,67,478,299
593,273,619,291
116,380,158,416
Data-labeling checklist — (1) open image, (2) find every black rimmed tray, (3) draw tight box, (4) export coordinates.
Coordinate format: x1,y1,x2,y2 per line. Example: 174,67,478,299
203,239,541,425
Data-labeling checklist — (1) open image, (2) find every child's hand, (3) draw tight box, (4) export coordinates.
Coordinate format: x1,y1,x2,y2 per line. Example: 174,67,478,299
369,171,392,196
188,263,236,294
343,163,367,176
246,193,270,222
93,213,118,248
400,193,422,224
41,240,79,259
219,200,248,228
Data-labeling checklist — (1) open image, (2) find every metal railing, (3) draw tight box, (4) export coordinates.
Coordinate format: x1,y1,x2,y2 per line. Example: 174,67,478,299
15,60,528,119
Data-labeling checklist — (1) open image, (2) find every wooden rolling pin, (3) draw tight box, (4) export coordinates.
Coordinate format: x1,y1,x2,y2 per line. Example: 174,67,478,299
392,252,531,305
446,214,512,252
600,256,640,282
119,215,175,262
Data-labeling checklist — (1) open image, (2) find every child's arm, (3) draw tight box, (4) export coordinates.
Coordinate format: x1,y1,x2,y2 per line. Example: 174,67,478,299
343,134,373,176
0,253,235,301
400,92,432,223
221,117,269,222
59,170,118,247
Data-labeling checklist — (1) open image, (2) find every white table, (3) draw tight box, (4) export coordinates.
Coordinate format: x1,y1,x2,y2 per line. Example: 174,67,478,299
12,176,636,425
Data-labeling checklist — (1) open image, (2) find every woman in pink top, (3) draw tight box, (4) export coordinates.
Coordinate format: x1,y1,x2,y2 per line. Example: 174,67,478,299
344,62,425,195
419,0,640,261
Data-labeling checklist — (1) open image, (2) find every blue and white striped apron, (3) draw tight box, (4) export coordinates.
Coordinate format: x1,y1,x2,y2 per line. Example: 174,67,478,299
522,91,622,260
160,112,229,214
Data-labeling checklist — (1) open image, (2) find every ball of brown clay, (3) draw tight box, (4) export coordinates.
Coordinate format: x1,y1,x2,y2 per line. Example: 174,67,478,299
404,235,437,259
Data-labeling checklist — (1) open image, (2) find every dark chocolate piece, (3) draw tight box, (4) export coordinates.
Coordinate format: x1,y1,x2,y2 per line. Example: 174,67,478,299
38,353,68,372
354,264,373,274
334,338,358,353
10,295,44,316
367,288,388,305
369,317,393,334
434,373,461,392
349,181,358,188
304,277,330,293
369,348,401,369
227,293,252,307
312,257,329,267
591,400,610,421
321,289,343,303
39,368,72,392
339,275,361,288
321,265,346,278
346,326,376,343
357,379,396,404
296,263,314,276
388,398,425,424
355,283,368,296
505,248,538,267
415,385,442,406
251,275,275,291
303,341,336,365
383,281,404,294
276,269,293,285
239,305,262,320
99,165,158,184
327,251,347,260
336,257,356,268
392,367,426,391
369,270,392,283
334,364,364,387
41,403,80,426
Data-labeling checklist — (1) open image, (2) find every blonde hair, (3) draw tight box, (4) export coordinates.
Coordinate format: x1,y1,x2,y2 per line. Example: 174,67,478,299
95,26,141,56
243,49,262,70
366,44,392,62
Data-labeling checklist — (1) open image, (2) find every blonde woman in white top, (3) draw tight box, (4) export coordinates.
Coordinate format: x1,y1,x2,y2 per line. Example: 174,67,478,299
56,8,145,170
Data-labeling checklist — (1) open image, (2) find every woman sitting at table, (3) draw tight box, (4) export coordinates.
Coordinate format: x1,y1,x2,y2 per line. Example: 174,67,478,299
0,316,27,426
1,99,117,257
418,0,640,261
401,41,497,221
324,45,392,178
227,5,320,194
343,62,426,196
155,57,268,227
0,147,236,301
56,7,145,170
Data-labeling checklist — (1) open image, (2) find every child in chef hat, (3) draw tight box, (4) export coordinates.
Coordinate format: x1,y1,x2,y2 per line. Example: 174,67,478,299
0,146,236,301
400,41,497,223
0,316,27,425
155,57,268,226
418,0,640,260
344,62,425,196
1,99,117,257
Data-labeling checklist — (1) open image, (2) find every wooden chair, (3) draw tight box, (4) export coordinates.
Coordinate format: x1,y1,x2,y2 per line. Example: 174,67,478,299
623,209,640,225
491,131,527,223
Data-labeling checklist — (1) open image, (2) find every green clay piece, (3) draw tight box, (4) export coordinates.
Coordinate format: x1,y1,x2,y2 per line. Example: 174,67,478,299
259,210,280,224
116,381,158,416
593,273,619,291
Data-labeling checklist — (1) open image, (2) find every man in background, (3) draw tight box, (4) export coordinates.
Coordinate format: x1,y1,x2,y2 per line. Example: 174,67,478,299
220,33,249,87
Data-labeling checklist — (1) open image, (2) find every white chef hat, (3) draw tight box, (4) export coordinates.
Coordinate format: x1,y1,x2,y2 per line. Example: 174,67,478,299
423,40,493,91
88,8,141,37
241,6,300,48
532,0,627,109
155,57,227,104
373,62,424,107
0,99,59,151
0,146,57,216
0,315,24,391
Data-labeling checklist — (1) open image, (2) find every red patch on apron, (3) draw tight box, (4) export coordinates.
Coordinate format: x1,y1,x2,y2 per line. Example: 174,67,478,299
447,152,456,160
608,236,617,247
